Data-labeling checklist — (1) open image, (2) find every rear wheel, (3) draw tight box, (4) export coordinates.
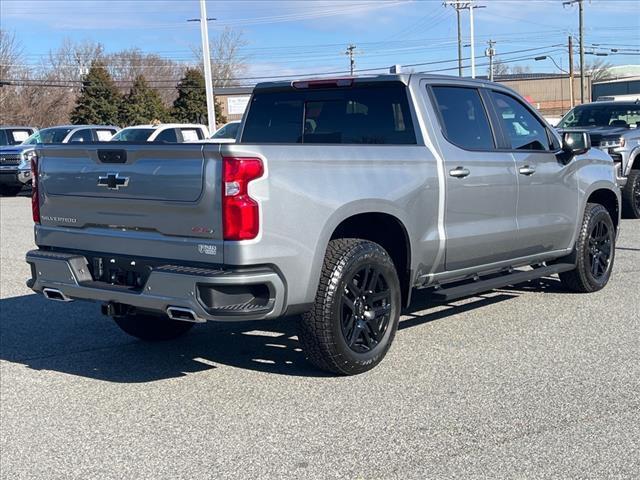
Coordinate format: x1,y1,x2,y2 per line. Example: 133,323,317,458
0,184,23,196
622,170,640,219
299,239,401,375
559,203,615,293
113,312,195,341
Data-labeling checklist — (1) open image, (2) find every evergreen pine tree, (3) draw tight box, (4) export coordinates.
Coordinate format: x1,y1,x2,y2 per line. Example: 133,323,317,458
71,61,122,125
172,68,226,126
120,75,169,126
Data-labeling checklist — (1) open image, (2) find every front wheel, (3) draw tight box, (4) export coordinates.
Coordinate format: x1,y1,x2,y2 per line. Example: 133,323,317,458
113,312,195,341
299,239,401,375
622,170,640,219
559,203,616,293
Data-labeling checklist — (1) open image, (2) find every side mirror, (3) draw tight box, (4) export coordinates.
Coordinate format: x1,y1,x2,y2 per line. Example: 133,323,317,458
562,131,591,156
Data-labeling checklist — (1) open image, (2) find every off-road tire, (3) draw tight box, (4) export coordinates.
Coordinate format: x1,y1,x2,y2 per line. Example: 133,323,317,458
0,184,23,197
114,312,195,341
299,239,401,375
622,169,640,219
559,203,615,293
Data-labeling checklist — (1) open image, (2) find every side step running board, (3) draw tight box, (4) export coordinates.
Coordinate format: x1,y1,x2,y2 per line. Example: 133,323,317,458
430,263,575,302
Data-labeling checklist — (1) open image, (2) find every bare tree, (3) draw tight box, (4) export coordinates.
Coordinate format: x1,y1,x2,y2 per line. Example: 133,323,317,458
490,59,510,77
104,49,184,105
0,30,28,124
511,65,532,75
582,58,613,83
191,27,248,87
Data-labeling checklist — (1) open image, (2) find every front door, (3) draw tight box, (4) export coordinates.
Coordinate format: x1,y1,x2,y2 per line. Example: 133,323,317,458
430,85,520,271
488,90,579,256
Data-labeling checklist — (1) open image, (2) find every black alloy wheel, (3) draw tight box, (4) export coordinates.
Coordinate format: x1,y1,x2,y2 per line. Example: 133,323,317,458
559,202,616,293
299,239,401,375
587,219,613,281
340,264,392,353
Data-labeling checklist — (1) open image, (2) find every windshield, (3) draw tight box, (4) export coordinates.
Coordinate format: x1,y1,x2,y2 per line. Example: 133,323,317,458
212,122,240,139
23,127,73,144
558,104,640,128
110,128,154,142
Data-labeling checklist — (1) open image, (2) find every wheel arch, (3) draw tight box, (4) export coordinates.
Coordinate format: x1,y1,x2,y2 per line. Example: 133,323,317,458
585,186,621,230
625,146,640,175
327,209,413,307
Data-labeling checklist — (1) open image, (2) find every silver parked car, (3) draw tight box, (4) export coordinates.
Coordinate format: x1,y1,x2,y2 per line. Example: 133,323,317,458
26,74,620,374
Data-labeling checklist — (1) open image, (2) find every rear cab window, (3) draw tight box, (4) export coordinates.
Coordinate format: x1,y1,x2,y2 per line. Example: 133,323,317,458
241,82,416,145
180,128,203,141
95,129,116,141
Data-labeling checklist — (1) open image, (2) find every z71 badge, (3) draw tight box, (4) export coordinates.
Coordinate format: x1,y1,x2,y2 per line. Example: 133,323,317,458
197,244,217,256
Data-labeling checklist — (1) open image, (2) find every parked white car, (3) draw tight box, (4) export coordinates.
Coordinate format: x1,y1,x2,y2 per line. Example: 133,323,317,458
110,124,209,143
210,121,242,143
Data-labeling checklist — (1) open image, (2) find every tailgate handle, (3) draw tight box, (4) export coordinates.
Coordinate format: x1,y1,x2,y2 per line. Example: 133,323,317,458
98,150,127,164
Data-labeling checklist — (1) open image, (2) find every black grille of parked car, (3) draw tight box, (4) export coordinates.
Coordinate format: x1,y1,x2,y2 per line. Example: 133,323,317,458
610,152,623,163
0,154,21,165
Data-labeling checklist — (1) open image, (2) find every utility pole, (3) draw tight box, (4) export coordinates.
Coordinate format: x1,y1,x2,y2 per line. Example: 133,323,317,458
346,44,357,76
563,0,585,103
443,1,464,76
485,39,496,81
469,1,476,78
443,1,485,79
188,0,217,134
568,35,575,108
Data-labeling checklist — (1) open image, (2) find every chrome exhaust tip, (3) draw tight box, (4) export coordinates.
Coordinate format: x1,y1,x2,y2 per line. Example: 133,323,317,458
42,288,73,302
166,306,205,323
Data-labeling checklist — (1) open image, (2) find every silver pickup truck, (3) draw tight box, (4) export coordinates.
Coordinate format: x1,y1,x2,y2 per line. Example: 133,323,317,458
26,74,621,375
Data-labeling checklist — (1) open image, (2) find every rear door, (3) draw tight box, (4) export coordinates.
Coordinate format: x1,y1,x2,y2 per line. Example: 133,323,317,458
488,90,578,255
429,85,519,271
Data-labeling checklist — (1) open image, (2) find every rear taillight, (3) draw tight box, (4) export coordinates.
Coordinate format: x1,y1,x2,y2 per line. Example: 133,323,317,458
222,157,264,240
31,155,40,224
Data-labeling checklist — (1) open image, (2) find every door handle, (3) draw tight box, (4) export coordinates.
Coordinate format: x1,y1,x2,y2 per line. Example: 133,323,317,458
449,166,470,178
519,165,536,176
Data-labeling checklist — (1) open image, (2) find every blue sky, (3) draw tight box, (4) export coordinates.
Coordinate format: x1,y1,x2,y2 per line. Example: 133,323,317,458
1,0,638,82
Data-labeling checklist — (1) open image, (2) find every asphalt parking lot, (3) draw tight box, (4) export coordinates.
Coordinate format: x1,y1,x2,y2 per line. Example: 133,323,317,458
1,195,638,480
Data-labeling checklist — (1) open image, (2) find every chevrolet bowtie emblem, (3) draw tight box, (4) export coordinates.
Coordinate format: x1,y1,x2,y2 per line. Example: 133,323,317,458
98,173,129,190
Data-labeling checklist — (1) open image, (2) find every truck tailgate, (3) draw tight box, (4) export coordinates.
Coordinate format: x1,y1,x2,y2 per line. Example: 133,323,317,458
35,143,224,263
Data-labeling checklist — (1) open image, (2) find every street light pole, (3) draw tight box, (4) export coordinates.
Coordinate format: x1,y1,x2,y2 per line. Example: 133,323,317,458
194,0,217,134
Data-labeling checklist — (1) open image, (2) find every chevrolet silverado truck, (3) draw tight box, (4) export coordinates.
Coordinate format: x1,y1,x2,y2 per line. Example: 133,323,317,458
0,125,119,196
26,74,621,375
557,99,640,218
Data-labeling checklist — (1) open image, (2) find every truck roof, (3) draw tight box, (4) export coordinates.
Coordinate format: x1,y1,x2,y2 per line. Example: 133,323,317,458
253,73,506,92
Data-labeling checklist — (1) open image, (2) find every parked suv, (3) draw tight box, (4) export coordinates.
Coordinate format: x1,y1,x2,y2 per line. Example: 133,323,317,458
0,125,119,196
557,100,640,218
26,75,620,374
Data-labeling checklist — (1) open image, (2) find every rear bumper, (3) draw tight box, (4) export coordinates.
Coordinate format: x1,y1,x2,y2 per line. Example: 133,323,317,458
26,249,287,322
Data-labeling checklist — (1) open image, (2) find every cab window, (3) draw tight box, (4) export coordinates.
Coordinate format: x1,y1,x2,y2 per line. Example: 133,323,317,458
431,86,495,150
154,128,178,143
68,129,94,143
490,91,551,151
